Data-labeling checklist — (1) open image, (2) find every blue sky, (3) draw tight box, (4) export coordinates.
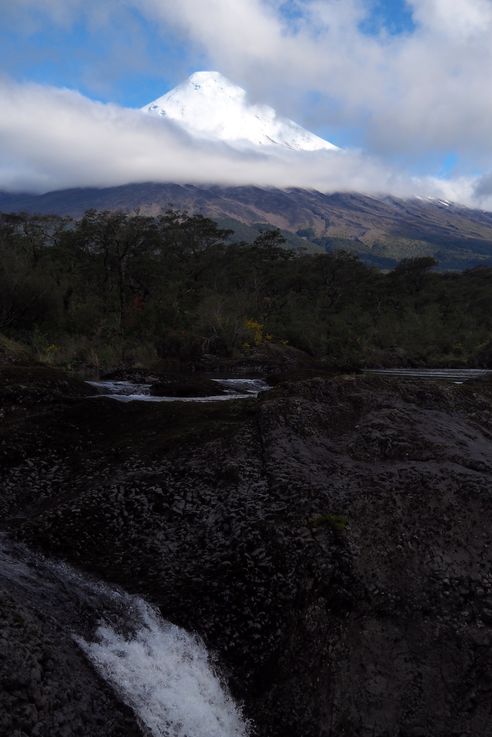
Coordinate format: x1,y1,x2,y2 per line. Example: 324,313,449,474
1,0,414,107
1,0,492,203
366,0,415,33
0,5,186,107
0,0,426,159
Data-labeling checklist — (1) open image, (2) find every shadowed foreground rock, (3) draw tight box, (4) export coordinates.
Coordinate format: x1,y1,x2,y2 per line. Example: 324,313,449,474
0,582,142,737
1,367,492,736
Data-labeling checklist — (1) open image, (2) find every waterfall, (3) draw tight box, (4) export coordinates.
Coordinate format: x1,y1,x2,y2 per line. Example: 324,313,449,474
0,536,250,737
78,597,250,737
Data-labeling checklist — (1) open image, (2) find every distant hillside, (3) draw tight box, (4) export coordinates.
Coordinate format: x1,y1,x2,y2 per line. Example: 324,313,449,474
2,184,492,269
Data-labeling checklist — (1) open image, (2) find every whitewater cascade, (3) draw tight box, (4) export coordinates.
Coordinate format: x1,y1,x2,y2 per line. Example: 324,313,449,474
86,377,270,403
78,598,249,737
0,537,250,737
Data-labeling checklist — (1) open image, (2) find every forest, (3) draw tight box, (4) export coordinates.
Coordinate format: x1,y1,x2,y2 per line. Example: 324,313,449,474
1,209,492,372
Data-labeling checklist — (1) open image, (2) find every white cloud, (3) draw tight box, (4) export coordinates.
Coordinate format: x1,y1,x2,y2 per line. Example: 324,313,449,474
5,0,492,163
0,78,480,206
2,0,492,204
410,0,492,39
128,0,492,164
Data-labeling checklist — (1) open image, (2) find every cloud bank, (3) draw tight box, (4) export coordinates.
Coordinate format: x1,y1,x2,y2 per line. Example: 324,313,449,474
6,0,492,164
0,77,479,204
138,0,492,165
2,0,492,206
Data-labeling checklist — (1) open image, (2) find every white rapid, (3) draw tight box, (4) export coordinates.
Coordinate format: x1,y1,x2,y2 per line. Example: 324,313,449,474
0,536,250,737
78,598,249,737
86,378,270,403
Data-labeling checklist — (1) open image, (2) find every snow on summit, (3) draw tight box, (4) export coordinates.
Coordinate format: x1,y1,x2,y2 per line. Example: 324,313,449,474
142,71,338,153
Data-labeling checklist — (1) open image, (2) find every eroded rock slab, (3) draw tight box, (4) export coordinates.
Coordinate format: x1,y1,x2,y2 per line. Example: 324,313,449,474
1,373,492,736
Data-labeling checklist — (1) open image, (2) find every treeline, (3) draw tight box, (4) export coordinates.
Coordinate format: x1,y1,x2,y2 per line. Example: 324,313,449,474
1,210,491,371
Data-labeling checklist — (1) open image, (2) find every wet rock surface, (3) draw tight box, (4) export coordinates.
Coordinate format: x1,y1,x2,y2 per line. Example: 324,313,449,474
1,365,492,736
0,583,142,737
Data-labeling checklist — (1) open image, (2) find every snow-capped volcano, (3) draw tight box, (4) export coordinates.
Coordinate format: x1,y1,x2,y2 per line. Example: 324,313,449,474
142,71,338,152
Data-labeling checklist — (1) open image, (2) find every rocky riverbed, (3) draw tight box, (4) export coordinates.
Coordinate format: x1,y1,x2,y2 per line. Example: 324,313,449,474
1,357,492,736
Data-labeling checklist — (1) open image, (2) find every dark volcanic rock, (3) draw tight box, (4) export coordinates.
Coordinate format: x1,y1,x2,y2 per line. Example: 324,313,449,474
198,342,317,376
1,371,492,736
101,368,159,383
0,584,142,737
0,364,92,403
150,375,228,397
0,536,143,737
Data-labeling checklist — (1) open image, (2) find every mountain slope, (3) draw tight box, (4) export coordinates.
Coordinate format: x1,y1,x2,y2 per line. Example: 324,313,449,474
143,71,338,152
2,184,492,269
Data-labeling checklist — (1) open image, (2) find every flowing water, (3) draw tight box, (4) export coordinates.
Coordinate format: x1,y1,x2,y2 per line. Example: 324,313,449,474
364,368,492,384
78,601,249,737
86,378,270,402
0,537,250,737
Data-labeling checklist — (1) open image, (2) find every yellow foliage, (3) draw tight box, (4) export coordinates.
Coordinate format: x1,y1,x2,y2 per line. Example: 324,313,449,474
244,320,274,346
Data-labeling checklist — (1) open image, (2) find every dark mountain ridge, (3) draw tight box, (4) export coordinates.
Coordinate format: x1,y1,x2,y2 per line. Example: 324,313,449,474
2,183,492,268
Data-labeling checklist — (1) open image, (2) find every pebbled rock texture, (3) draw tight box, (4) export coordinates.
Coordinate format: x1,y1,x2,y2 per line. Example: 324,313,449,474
0,582,143,737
